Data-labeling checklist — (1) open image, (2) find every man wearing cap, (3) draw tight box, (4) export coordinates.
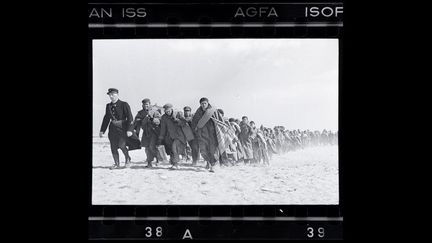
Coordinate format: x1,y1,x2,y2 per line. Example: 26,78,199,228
133,98,162,167
183,106,199,165
191,97,221,172
158,103,187,170
99,88,135,169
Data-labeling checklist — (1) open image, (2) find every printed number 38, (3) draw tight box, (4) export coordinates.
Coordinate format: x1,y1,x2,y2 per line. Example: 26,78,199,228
307,227,325,238
145,227,163,237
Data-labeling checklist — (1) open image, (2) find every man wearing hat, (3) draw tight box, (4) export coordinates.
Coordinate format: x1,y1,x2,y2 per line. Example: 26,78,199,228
158,103,187,170
99,88,137,169
183,106,199,165
191,97,221,172
133,98,162,167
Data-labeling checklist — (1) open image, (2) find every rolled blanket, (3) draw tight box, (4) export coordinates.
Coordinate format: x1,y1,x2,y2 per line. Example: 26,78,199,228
196,107,217,129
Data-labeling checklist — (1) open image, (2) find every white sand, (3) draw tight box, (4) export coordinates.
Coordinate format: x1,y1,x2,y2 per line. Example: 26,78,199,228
92,137,339,205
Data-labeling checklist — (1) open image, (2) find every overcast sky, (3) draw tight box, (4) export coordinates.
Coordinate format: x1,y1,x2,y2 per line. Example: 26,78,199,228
93,39,338,134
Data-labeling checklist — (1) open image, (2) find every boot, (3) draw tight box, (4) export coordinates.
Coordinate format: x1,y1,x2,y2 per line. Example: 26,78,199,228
111,154,120,169
169,163,179,170
125,155,131,168
146,160,153,168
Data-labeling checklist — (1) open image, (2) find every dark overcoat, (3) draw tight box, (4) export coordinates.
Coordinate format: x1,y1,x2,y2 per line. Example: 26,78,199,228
133,107,161,147
100,99,141,150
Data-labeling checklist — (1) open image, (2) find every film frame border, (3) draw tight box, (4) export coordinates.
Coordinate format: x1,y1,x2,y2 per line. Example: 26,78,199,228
88,0,344,240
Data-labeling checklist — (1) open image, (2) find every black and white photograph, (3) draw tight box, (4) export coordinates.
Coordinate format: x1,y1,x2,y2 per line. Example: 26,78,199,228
92,38,339,205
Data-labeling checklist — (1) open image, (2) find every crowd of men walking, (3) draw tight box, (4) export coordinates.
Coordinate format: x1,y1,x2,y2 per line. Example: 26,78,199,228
99,88,338,172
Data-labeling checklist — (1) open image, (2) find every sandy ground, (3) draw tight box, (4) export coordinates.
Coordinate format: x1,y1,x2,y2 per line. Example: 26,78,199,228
92,137,339,205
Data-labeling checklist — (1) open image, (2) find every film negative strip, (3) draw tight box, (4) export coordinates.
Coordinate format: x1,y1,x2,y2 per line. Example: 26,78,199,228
89,205,342,239
89,0,343,240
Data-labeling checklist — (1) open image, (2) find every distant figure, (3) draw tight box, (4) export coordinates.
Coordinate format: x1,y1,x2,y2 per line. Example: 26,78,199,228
239,116,254,164
250,121,260,163
264,128,277,160
301,131,308,149
321,129,329,145
256,127,270,165
229,118,244,163
274,127,283,153
99,88,138,169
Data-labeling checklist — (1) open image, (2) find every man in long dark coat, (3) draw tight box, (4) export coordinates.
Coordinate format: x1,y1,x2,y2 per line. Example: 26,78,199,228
133,98,161,167
99,88,139,169
191,97,220,172
158,103,187,170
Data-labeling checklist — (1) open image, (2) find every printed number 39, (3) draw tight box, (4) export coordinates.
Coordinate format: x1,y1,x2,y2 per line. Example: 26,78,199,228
307,227,325,238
